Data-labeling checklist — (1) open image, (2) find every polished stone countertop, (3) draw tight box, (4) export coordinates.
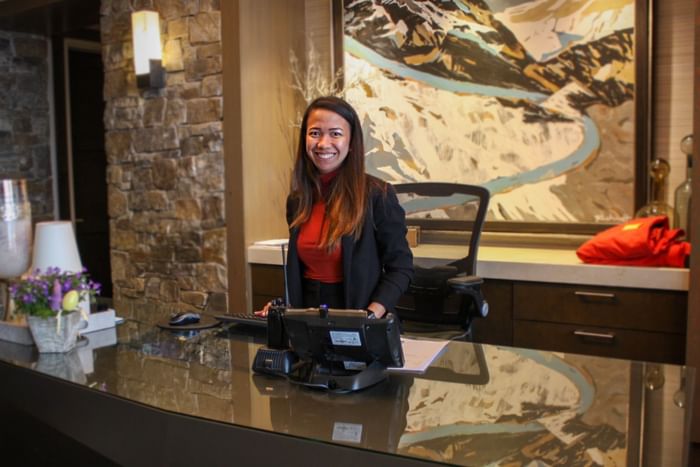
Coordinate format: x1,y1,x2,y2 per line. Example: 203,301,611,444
0,320,693,465
248,243,690,291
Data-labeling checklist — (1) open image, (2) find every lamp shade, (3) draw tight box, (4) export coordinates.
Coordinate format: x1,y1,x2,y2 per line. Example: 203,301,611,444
31,221,82,274
131,10,162,76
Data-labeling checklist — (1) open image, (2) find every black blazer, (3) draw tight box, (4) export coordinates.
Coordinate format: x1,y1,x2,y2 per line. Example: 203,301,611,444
285,177,413,311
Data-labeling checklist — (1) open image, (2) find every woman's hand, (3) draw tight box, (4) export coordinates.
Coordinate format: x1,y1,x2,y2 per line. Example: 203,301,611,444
254,301,272,317
366,302,386,319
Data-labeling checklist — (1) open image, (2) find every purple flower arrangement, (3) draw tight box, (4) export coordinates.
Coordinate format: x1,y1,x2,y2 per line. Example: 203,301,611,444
10,267,101,318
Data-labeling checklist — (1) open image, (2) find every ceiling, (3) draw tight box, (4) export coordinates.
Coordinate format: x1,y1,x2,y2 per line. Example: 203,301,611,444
0,0,99,36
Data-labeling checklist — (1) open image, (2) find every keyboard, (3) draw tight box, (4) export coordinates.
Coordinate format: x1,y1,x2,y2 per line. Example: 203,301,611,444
215,313,267,328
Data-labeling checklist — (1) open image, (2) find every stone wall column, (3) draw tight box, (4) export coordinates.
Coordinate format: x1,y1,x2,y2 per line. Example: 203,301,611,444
101,0,226,321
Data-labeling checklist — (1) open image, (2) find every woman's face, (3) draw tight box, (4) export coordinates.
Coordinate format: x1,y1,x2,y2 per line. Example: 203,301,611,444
305,108,351,174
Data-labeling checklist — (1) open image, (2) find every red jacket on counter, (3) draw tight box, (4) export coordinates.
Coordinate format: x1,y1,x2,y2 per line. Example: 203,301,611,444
576,215,691,268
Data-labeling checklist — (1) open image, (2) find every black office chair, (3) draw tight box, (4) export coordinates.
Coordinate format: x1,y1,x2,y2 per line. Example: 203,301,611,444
393,183,490,340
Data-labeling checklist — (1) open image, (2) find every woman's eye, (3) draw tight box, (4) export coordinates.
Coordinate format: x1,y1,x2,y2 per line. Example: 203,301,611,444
308,130,320,137
331,131,343,137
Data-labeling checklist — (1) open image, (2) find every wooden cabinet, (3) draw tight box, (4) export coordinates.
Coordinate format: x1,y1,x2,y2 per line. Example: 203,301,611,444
512,282,686,334
250,264,285,311
513,320,684,363
471,279,513,346
479,280,687,364
250,264,688,364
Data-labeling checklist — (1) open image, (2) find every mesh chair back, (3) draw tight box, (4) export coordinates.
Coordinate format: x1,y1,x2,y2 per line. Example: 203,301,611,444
393,183,490,328
395,183,489,275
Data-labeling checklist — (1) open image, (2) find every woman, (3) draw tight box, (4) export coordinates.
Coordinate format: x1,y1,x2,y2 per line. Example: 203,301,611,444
257,96,413,318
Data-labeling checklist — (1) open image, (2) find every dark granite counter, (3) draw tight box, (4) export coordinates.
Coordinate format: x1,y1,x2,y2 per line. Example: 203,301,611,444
0,319,694,466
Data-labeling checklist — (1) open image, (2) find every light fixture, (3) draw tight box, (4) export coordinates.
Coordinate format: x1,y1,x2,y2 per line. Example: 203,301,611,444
32,221,83,274
31,221,85,316
32,221,120,334
131,10,165,89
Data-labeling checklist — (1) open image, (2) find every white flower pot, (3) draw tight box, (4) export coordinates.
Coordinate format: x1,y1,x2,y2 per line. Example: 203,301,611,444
26,312,87,353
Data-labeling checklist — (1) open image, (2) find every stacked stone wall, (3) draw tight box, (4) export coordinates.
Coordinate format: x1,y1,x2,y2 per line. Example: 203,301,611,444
0,31,53,221
101,0,226,320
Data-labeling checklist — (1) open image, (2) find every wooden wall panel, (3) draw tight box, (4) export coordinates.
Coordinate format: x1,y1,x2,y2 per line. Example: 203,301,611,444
305,0,333,79
222,2,246,313
239,0,306,248
654,0,695,204
223,1,307,311
687,0,700,443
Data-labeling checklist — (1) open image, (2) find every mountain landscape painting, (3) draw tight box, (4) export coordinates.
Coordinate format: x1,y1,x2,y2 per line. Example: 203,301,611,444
343,0,640,226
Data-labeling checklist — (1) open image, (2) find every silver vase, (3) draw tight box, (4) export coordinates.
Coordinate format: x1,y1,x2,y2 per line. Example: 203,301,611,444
0,179,32,320
0,178,32,277
27,312,87,353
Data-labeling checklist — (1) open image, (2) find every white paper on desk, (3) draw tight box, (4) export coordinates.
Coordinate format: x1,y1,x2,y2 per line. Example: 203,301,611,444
386,337,449,374
253,239,289,246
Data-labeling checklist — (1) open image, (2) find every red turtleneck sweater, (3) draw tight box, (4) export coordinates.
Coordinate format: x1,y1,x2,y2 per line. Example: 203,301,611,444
297,171,343,283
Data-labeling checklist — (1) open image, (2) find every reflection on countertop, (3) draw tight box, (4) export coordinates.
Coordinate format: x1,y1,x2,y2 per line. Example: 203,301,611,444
0,319,692,466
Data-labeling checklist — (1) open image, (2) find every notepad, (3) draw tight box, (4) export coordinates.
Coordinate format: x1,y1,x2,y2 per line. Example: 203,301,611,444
80,309,120,335
387,337,449,374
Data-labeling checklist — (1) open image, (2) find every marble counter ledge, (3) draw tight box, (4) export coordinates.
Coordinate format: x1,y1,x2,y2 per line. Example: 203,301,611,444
247,243,689,292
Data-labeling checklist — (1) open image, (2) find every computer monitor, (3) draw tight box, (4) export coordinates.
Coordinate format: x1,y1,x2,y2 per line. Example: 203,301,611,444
282,308,404,392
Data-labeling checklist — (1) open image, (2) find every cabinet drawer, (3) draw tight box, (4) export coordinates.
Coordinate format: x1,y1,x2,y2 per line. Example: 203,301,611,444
513,282,687,333
513,320,684,364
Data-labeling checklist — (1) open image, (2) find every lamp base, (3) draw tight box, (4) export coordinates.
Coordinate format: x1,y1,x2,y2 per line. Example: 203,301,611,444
136,59,165,89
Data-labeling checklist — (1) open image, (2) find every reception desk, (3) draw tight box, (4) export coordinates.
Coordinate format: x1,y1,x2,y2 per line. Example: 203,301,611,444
0,320,694,466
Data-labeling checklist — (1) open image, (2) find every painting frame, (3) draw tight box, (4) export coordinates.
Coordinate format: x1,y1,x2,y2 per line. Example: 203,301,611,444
333,0,652,235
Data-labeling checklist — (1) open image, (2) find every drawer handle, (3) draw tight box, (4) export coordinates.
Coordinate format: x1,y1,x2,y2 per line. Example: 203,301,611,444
574,291,616,300
573,330,615,342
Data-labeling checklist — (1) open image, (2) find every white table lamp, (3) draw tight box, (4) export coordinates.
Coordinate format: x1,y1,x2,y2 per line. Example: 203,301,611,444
31,221,83,273
31,221,120,333
30,220,91,320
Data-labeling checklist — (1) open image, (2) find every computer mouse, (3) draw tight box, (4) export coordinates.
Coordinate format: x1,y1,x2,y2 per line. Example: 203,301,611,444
169,312,201,326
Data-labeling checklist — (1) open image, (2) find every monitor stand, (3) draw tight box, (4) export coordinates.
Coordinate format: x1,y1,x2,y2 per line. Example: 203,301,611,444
289,360,387,393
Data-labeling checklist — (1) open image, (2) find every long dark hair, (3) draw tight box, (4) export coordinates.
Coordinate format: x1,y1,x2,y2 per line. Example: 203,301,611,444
289,96,371,250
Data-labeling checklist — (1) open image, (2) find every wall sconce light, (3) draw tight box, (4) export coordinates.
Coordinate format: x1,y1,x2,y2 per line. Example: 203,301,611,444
131,10,165,89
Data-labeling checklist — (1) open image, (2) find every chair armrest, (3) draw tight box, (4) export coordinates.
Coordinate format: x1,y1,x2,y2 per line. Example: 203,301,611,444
447,275,489,318
447,275,483,289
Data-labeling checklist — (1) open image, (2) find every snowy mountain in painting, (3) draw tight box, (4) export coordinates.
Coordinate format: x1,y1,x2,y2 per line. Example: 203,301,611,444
345,0,546,92
343,0,636,223
346,54,586,184
345,54,588,222
488,0,634,61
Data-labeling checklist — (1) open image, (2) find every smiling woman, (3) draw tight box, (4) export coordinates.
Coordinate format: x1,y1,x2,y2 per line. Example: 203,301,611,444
257,96,413,320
